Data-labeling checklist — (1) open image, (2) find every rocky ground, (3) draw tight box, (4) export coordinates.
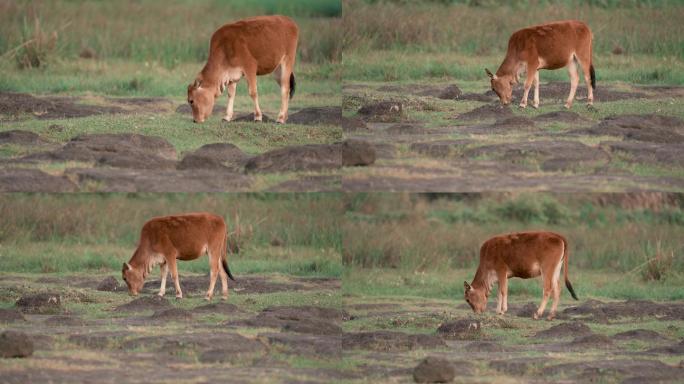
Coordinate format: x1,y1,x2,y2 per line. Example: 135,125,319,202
343,82,684,192
0,92,375,192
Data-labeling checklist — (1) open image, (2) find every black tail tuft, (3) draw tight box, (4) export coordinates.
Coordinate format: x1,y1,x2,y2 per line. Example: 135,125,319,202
222,257,236,281
289,72,296,100
565,280,579,300
590,65,596,90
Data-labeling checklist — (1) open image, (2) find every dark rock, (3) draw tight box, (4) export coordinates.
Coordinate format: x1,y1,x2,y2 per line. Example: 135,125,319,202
15,293,62,314
0,331,33,358
436,319,482,340
341,139,375,167
413,356,455,383
0,168,77,192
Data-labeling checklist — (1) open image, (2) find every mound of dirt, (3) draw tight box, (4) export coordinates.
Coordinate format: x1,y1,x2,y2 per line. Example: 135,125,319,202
199,341,268,363
68,331,128,349
436,319,482,340
410,139,473,158
96,276,123,292
455,104,513,121
22,133,178,170
358,101,404,122
341,139,376,167
534,110,590,124
498,82,649,103
569,334,613,348
15,293,62,314
385,124,428,135
413,356,456,383
245,143,341,173
0,92,124,120
115,296,171,312
613,329,669,342
44,315,88,326
377,83,463,100
462,116,538,134
343,331,446,352
562,299,684,321
463,140,609,171
0,309,26,323
535,322,592,339
648,340,684,355
232,306,345,335
0,331,33,358
547,358,680,383
465,341,507,352
460,93,495,102
232,113,275,123
178,143,248,172
342,116,368,132
0,168,77,192
150,308,193,321
599,141,684,166
268,175,341,192
0,130,48,145
66,167,251,192
288,107,341,126
193,302,242,314
259,333,341,358
571,114,684,143
489,358,539,376
514,303,538,318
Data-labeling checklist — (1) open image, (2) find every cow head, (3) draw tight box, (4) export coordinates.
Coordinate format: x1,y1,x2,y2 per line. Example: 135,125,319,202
122,262,144,296
486,68,515,105
187,78,216,123
464,281,487,313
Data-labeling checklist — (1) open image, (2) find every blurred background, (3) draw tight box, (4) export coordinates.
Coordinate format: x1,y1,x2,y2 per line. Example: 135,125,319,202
343,0,684,84
0,0,342,96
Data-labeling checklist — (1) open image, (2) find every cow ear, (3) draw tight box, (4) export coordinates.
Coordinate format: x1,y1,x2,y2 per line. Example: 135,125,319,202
191,79,202,89
123,262,132,271
485,68,495,79
464,281,471,292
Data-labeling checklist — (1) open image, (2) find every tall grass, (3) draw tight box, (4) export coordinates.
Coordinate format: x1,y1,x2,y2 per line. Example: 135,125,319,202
343,193,684,276
0,1,341,67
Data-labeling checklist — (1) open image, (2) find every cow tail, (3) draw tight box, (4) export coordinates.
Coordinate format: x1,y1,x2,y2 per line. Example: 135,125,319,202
590,64,596,90
563,236,578,300
289,72,296,100
222,232,236,281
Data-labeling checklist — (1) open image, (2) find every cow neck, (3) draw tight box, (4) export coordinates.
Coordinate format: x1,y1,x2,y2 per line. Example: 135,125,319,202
496,55,518,78
128,250,150,279
471,267,493,298
200,49,227,89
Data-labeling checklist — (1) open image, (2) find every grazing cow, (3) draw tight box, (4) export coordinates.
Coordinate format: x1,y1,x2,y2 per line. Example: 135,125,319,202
187,15,299,124
464,231,578,320
122,212,236,300
486,20,595,109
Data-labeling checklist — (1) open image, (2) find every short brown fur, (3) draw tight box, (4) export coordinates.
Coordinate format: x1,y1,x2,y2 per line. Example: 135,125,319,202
486,20,595,109
122,212,235,300
187,15,299,123
464,231,578,321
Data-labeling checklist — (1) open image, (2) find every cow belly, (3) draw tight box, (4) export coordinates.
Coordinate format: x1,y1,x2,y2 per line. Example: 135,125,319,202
509,262,541,279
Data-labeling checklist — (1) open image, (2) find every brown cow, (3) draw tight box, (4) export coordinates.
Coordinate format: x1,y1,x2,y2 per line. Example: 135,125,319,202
122,212,236,300
187,15,299,124
464,231,578,320
486,20,595,109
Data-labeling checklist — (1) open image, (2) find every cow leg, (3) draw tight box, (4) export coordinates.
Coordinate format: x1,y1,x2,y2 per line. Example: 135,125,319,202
245,70,262,122
205,249,221,301
496,283,503,315
500,276,509,314
565,60,579,109
222,82,237,122
548,256,564,320
519,71,535,109
534,273,553,320
168,258,183,299
158,262,168,297
532,71,540,109
273,63,290,124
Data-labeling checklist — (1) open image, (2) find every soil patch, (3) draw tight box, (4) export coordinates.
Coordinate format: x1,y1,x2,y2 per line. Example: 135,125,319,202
547,358,681,383
413,356,456,383
534,110,591,124
570,114,684,143
68,331,128,349
463,140,609,171
385,124,429,135
149,308,193,321
193,302,244,315
0,168,77,192
410,139,473,158
230,306,345,335
0,308,26,323
465,341,507,352
44,315,88,326
455,104,513,121
534,321,592,339
22,133,177,169
493,82,649,103
489,358,541,376
245,144,341,173
0,92,124,121
288,106,341,126
648,340,684,355
232,113,275,123
177,143,249,172
613,329,670,342
514,302,538,318
377,83,462,100
15,293,63,314
341,139,376,167
143,275,305,296
64,167,251,192
260,333,341,358
342,116,368,132
268,175,341,192
568,334,614,348
0,130,49,145
199,340,268,363
96,276,123,292
461,116,538,134
342,331,446,352
561,299,684,321
358,101,404,123
0,331,33,358
599,141,684,166
114,296,171,312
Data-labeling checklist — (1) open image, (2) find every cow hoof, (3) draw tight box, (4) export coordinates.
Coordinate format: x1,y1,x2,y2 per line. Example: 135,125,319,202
254,116,263,122
533,313,540,320
532,104,539,109
276,119,285,124
221,296,228,301
546,314,555,321
518,104,527,109
222,116,233,122
497,311,504,316
564,103,572,109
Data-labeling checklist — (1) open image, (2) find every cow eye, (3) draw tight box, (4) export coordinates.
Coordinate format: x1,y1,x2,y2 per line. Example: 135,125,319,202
188,100,194,105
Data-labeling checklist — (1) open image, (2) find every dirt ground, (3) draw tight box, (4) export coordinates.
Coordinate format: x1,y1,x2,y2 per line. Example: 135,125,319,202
342,295,684,383
0,93,355,192
0,273,345,384
343,82,684,192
